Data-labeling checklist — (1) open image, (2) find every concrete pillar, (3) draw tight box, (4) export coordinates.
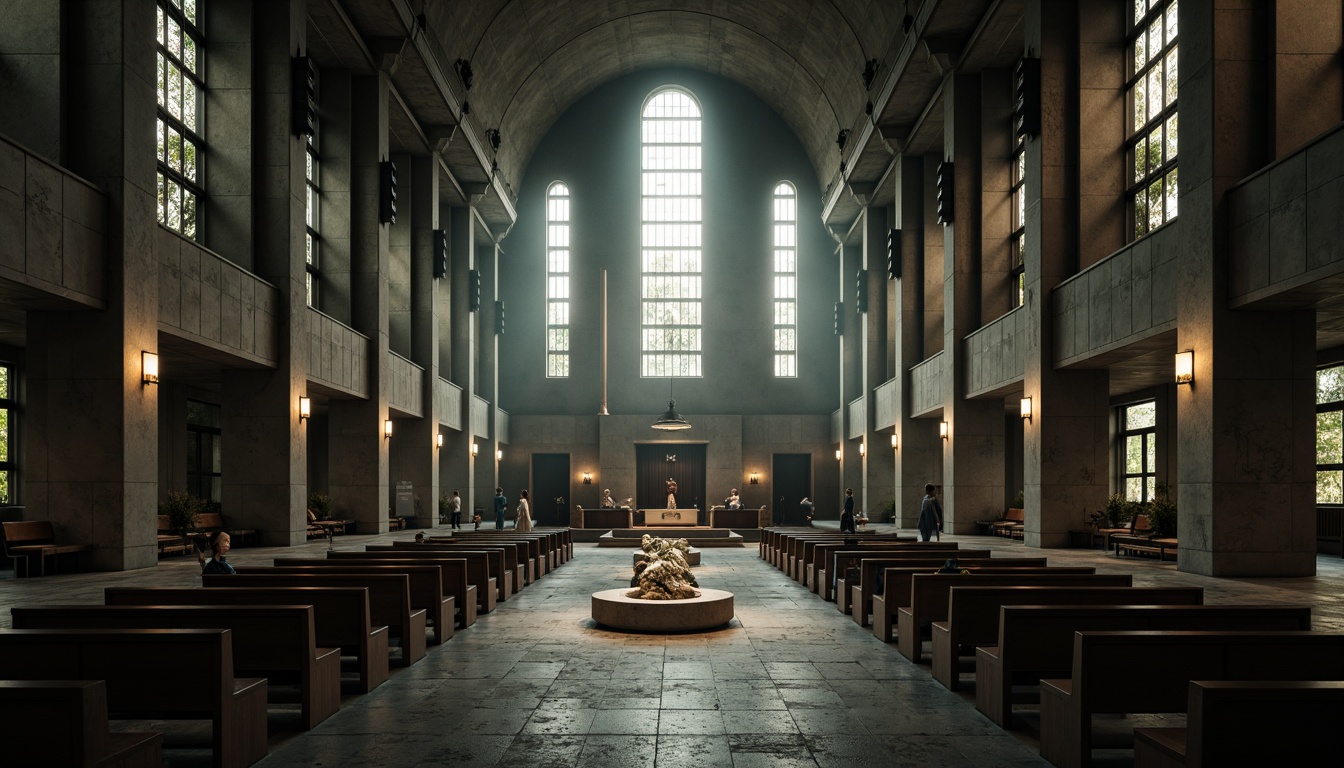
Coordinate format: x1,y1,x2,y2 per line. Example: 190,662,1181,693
860,207,894,517
894,156,942,526
0,0,62,161
942,74,1005,533
838,241,862,510
446,204,478,516
1176,1,1314,576
25,0,159,570
477,239,502,497
203,0,252,268
328,73,390,532
1022,0,1111,548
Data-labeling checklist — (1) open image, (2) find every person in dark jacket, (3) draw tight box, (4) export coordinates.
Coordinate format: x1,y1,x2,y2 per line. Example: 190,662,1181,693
918,483,944,542
199,531,235,575
840,488,857,533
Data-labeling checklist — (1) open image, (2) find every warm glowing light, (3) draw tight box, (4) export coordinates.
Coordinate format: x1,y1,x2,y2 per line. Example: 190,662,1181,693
891,434,898,449
496,449,503,461
1020,396,1032,420
582,472,592,484
299,397,311,421
436,434,444,449
859,443,866,457
471,443,479,457
1175,350,1194,385
940,421,949,439
383,420,393,439
141,351,159,385
835,449,842,461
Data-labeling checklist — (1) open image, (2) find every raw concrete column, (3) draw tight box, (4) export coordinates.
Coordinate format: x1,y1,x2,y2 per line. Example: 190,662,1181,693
328,73,390,532
860,206,894,517
838,241,862,507
0,0,62,160
1176,2,1314,576
893,156,941,526
25,0,160,570
1021,0,1111,548
941,74,1005,533
446,204,478,516
219,0,307,546
477,239,502,495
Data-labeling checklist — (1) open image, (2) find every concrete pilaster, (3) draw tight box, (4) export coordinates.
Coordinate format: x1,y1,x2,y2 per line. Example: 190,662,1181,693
1176,1,1315,576
942,74,1005,533
328,74,390,532
446,205,477,516
861,208,894,517
838,241,862,510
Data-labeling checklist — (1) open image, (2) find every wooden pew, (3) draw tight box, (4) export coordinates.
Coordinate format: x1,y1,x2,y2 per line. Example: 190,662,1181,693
832,548,994,612
276,556,477,628
0,520,95,577
871,565,1096,643
813,542,962,599
242,564,454,645
431,536,541,582
1039,631,1344,768
897,572,1131,662
376,543,515,601
1133,680,1344,767
799,536,918,585
975,604,1312,729
847,555,1043,625
105,586,390,695
929,585,1205,690
456,531,562,570
350,548,500,610
0,680,163,768
0,628,268,768
11,604,342,730
206,572,426,667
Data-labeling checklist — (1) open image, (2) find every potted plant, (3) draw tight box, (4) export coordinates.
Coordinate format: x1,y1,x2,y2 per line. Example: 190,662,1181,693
1104,493,1131,528
1147,483,1178,539
308,491,332,521
439,495,451,524
160,491,203,551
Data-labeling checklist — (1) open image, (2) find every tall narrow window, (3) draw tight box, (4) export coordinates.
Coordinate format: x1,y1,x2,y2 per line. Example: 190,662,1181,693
773,182,798,377
641,88,702,378
1009,104,1026,308
156,0,205,240
1316,366,1344,504
0,363,13,504
186,399,222,504
1127,0,1178,239
546,181,571,377
1119,400,1157,502
305,102,322,308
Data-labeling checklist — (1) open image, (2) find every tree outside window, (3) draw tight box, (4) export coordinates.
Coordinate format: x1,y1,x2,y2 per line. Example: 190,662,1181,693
1316,366,1344,504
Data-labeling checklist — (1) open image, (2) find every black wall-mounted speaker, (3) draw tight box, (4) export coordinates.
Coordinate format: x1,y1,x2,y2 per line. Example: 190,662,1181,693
936,161,954,225
379,160,397,224
468,269,482,311
292,56,317,137
886,228,901,280
433,230,448,279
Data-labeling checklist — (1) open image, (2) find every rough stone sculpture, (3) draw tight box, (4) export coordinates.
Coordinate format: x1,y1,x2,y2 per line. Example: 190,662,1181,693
630,534,698,600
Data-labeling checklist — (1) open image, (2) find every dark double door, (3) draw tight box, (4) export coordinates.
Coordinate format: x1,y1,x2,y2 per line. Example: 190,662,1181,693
772,453,811,525
531,454,570,526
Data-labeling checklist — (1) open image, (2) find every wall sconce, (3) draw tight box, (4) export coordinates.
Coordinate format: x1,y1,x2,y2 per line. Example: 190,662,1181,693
582,472,592,485
299,397,311,422
496,449,503,461
749,472,759,485
1020,396,1032,421
383,420,393,439
891,434,899,450
859,443,866,457
471,443,479,457
141,351,159,385
940,421,949,440
835,449,842,461
436,434,444,449
1175,350,1194,385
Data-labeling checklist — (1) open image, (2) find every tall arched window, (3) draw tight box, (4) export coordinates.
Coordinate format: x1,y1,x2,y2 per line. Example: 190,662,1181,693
546,181,571,378
773,182,798,377
641,88,702,378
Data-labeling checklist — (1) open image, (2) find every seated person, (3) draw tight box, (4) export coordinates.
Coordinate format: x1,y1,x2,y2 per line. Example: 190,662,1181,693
725,489,741,509
601,489,616,508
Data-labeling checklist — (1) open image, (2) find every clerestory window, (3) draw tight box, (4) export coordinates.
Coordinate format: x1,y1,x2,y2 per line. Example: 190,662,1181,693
156,0,205,240
546,181,571,378
773,182,798,377
1127,0,1178,239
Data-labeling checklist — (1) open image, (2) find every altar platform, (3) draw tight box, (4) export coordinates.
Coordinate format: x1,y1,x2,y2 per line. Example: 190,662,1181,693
597,528,745,548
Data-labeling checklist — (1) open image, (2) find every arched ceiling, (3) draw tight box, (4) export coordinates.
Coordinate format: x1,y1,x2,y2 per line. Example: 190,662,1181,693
421,0,900,198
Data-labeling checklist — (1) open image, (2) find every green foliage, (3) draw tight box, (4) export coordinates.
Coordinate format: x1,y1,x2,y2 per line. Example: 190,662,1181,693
159,491,204,532
308,492,332,521
1105,493,1134,528
439,496,451,516
1013,489,1024,509
1147,483,1178,538
882,497,896,522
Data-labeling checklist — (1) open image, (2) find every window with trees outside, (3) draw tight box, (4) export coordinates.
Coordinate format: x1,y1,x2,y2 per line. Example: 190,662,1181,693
1127,0,1178,239
546,181,571,377
1316,366,1344,503
305,92,322,308
186,400,222,504
1120,400,1157,502
156,0,205,240
640,88,702,378
0,363,12,504
773,182,798,377
1009,101,1026,308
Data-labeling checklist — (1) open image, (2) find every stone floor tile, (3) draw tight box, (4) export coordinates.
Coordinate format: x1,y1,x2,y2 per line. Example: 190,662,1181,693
721,709,798,734
578,735,659,768
658,708,727,735
589,708,661,735
654,735,734,768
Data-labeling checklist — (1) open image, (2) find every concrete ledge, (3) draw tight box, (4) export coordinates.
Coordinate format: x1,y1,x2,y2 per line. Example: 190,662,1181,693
591,588,735,632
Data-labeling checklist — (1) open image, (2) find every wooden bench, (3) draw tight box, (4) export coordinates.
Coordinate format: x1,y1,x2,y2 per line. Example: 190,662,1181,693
929,585,1205,691
371,544,512,603
428,536,539,583
0,680,163,768
306,508,354,539
870,565,1095,643
455,530,565,570
1133,680,1344,767
328,549,495,616
896,572,1131,662
1039,631,1344,768
276,556,477,628
255,563,455,645
0,520,95,576
813,542,961,600
156,515,193,557
846,554,1041,625
207,572,426,667
976,604,1311,729
105,585,389,695
976,507,1025,537
195,512,259,547
0,628,268,768
805,538,942,590
834,548,995,614
1113,535,1178,560
11,604,342,730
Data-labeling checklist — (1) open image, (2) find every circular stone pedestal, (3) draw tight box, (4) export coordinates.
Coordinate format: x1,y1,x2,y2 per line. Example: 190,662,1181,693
591,588,735,632
633,548,701,566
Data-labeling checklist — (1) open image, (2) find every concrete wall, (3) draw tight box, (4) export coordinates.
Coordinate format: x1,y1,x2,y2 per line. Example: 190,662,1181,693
910,351,944,417
435,377,462,431
965,306,1025,398
305,307,368,397
386,351,423,417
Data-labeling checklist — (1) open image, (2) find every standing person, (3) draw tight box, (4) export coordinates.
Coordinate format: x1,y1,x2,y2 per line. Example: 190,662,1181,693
666,478,678,509
493,487,508,530
840,488,857,533
449,489,462,530
515,490,532,532
198,531,235,575
799,496,814,526
918,483,943,542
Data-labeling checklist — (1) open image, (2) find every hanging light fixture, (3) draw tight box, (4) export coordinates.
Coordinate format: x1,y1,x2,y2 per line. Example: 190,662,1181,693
651,378,692,431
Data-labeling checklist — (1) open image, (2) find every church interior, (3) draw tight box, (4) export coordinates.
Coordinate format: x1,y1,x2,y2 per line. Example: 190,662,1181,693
3,0,1344,765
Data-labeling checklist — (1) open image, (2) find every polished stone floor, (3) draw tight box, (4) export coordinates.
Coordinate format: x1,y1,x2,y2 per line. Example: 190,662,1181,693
2,528,1342,767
